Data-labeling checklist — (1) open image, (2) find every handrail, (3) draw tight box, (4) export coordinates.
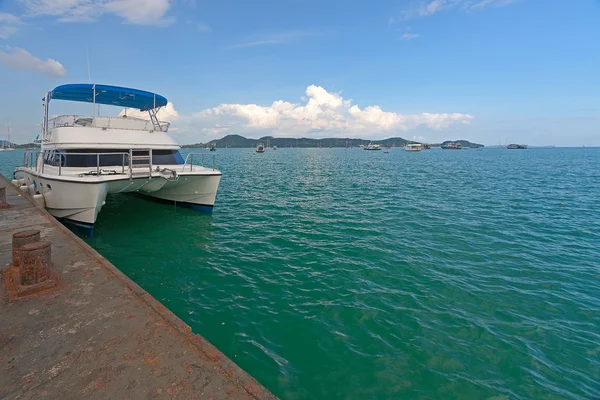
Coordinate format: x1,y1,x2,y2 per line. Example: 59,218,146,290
23,151,39,170
22,150,216,178
47,115,171,132
182,152,217,171
24,150,130,177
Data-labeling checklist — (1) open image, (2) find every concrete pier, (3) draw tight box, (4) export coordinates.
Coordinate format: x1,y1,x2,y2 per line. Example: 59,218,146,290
0,175,277,399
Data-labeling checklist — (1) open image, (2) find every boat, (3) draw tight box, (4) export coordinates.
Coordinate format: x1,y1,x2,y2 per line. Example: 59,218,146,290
441,142,463,150
256,143,265,153
273,146,277,150
13,83,222,234
0,124,16,152
364,143,382,151
506,144,528,149
209,143,216,151
404,143,422,152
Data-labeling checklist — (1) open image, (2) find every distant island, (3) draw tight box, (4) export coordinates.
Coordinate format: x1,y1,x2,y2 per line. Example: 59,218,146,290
0,141,39,149
435,140,485,149
183,134,484,149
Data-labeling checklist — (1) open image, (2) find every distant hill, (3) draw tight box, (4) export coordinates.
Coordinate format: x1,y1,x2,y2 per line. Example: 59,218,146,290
433,140,484,149
17,143,39,148
183,135,421,148
0,141,38,148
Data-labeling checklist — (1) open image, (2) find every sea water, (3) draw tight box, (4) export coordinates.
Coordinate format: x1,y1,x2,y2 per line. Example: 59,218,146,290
1,147,598,399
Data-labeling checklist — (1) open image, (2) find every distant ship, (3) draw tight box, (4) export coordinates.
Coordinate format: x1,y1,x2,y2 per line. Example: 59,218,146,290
404,143,422,152
364,143,382,151
256,143,265,153
210,143,216,151
506,144,528,149
441,142,463,150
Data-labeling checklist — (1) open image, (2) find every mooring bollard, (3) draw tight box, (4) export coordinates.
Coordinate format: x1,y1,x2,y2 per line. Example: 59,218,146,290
12,230,41,269
18,241,52,286
0,186,7,208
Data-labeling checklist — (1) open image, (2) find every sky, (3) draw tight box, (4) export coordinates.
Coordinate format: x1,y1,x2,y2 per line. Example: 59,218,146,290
0,0,599,146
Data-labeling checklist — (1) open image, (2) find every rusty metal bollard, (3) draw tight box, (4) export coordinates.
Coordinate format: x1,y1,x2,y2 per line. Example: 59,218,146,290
0,186,7,208
18,241,52,286
12,230,41,269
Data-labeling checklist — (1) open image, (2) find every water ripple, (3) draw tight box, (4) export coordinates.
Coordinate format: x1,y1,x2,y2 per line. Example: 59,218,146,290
5,148,598,399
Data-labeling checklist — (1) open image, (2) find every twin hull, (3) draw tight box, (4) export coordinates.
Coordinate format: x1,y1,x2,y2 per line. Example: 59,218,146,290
14,168,221,226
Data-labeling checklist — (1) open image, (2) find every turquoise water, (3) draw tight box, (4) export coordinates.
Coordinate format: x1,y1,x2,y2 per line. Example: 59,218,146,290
2,148,599,399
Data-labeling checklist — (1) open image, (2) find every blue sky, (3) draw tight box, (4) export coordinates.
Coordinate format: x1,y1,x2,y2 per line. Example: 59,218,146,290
0,0,599,146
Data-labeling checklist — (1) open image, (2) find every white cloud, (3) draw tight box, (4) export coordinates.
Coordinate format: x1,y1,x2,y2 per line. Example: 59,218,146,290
401,33,420,40
421,0,454,16
394,0,523,21
228,40,281,49
19,0,173,25
118,102,179,121
471,0,520,9
0,13,22,39
227,29,321,49
190,85,473,139
196,22,210,32
0,47,67,78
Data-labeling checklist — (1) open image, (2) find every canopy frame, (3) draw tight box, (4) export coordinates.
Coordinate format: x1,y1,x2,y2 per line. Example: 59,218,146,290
42,84,168,139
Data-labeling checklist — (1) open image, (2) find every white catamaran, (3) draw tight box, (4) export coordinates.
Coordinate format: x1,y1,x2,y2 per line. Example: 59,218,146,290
14,84,222,234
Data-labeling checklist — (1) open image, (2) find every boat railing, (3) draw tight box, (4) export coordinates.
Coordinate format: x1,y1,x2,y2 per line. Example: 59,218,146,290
24,150,213,177
182,152,216,172
26,150,132,177
47,115,170,132
48,115,85,129
23,151,40,170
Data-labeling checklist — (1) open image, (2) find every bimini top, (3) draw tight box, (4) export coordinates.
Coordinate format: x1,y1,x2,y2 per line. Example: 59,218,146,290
46,84,167,111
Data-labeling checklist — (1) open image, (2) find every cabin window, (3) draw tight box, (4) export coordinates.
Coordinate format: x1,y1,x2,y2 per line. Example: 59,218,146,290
60,150,128,168
151,150,183,165
43,151,55,165
42,149,183,167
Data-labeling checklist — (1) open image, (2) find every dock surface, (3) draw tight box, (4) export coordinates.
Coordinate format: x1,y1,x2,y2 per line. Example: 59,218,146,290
0,175,276,399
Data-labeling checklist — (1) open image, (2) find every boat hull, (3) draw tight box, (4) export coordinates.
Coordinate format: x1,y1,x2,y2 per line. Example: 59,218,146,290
14,167,221,229
139,174,221,211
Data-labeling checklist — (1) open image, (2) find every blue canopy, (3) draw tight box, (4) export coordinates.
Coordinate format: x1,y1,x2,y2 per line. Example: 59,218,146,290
47,84,168,111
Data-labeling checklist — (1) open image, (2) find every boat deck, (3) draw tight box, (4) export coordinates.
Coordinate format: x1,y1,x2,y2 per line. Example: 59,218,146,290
0,174,276,399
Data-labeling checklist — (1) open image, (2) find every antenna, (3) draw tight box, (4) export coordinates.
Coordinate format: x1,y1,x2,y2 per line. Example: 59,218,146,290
86,47,92,83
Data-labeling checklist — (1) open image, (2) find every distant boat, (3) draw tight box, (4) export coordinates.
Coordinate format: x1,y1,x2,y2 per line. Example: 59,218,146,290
441,142,463,150
256,143,265,153
364,143,382,151
405,143,422,152
210,144,216,151
506,144,528,149
273,146,277,150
